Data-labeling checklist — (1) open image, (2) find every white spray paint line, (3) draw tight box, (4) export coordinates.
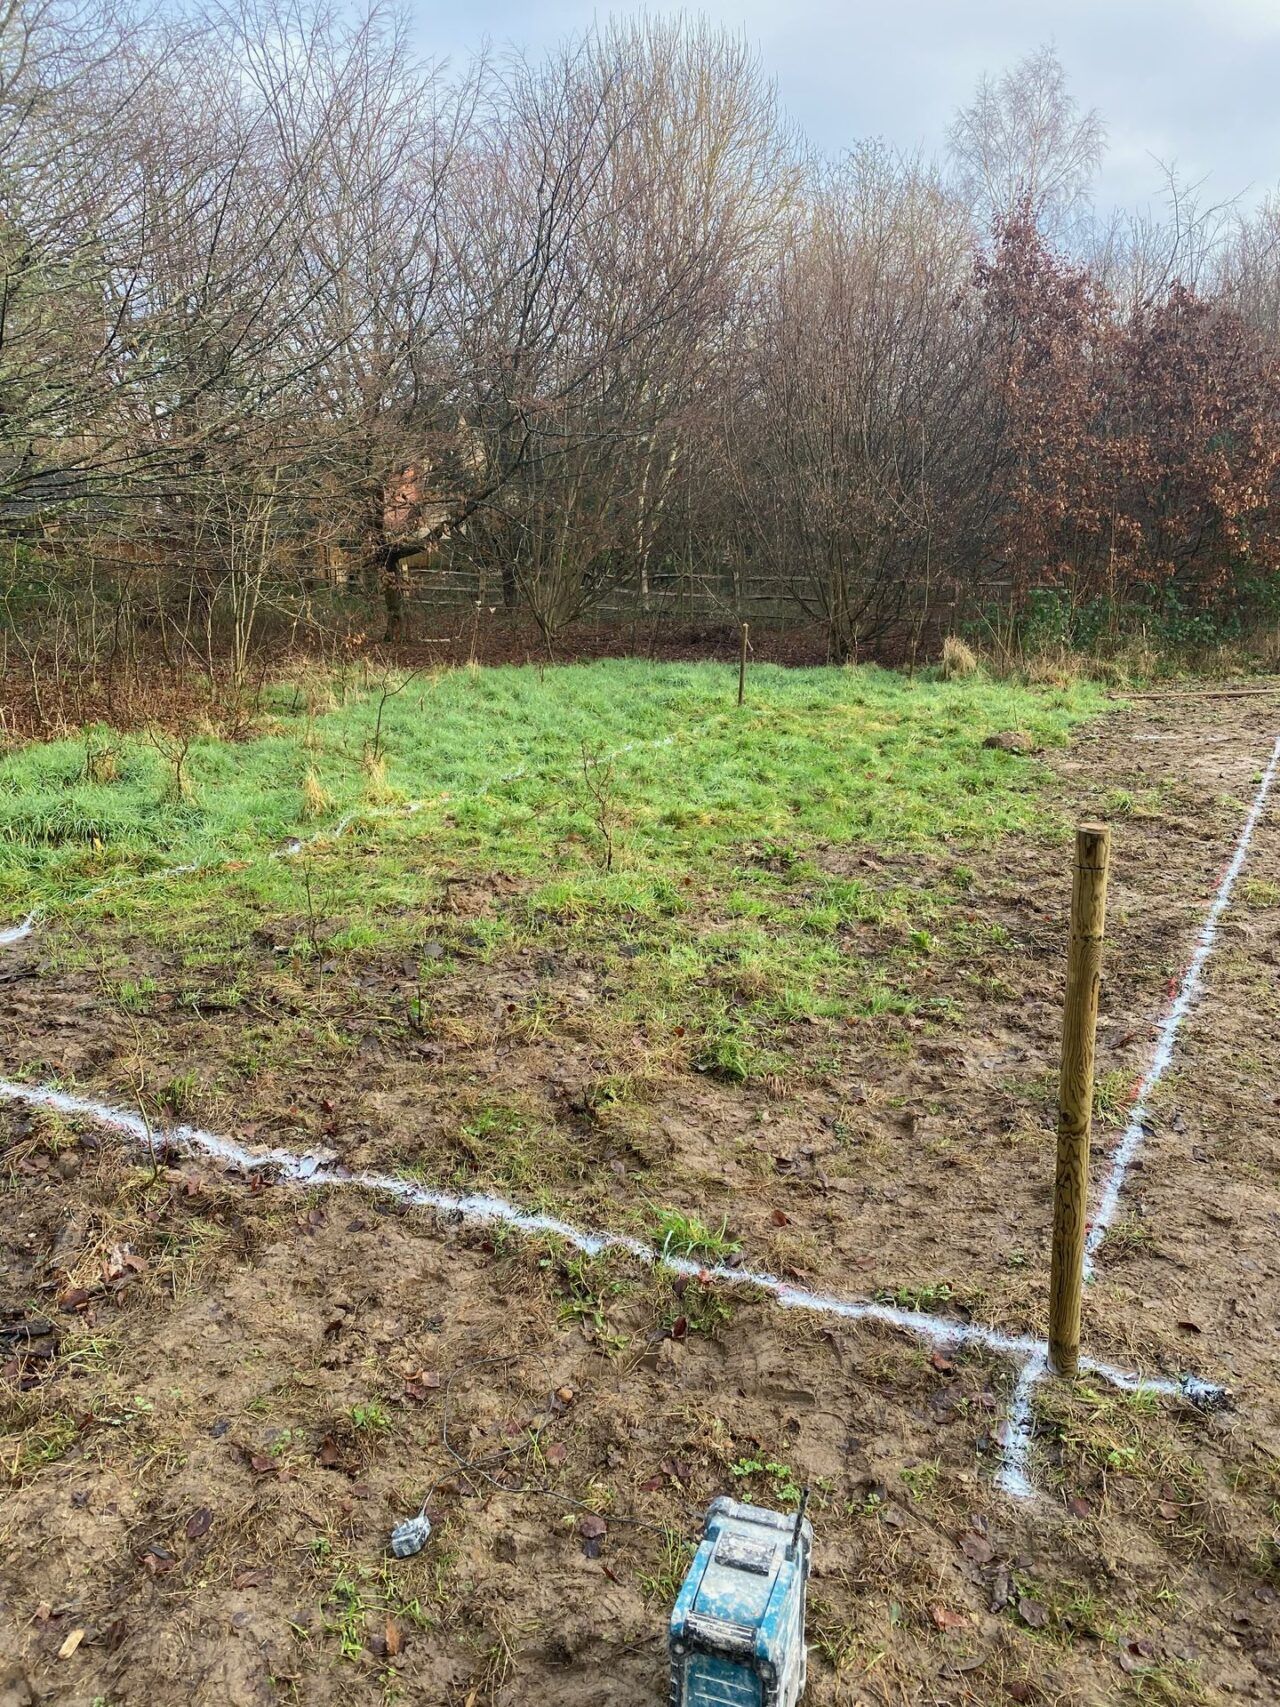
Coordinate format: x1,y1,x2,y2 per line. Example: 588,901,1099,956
1085,727,1280,1272
994,1351,1049,1500
996,729,1280,1499
0,911,39,947
0,1075,1217,1434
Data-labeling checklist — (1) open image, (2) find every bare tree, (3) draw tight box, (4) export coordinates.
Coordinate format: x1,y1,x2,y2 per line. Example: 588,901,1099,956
723,146,993,659
948,45,1104,241
3,5,1278,710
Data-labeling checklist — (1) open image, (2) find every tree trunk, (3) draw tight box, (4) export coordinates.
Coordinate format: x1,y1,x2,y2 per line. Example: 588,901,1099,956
382,552,405,643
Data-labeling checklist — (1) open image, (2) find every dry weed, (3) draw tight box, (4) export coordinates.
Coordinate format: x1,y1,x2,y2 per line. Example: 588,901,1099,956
302,769,332,819
940,635,979,680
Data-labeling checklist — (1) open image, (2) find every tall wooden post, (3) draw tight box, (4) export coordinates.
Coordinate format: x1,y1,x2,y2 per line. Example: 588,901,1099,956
1049,823,1111,1376
738,622,749,707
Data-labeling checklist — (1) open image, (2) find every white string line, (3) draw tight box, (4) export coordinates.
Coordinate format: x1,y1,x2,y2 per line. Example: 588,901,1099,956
995,728,1280,1498
277,732,682,857
0,1075,1211,1416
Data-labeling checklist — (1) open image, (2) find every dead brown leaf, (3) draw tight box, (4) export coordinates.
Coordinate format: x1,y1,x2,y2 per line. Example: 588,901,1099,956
578,1513,607,1558
1018,1596,1049,1630
185,1506,213,1540
930,1604,968,1630
960,1532,993,1565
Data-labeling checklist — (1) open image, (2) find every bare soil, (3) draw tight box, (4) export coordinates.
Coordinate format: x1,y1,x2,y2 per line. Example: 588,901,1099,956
2,691,1279,1706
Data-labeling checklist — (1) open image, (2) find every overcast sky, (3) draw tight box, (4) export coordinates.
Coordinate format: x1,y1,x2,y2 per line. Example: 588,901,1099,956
414,0,1280,217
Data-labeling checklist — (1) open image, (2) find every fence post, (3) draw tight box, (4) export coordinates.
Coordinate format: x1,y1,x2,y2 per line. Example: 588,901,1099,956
1049,823,1111,1376
738,622,749,707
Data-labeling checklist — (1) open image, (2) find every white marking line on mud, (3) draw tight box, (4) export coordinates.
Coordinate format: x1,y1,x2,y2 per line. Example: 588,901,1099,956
995,728,1280,1499
996,1352,1049,1501
0,1075,1206,1420
0,912,38,947
1085,726,1280,1272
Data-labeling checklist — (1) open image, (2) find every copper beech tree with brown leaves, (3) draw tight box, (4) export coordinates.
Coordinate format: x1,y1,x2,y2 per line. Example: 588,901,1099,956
1122,286,1280,595
979,209,1280,618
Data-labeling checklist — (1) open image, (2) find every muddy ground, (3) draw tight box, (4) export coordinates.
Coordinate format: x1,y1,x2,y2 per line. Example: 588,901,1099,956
2,690,1279,1706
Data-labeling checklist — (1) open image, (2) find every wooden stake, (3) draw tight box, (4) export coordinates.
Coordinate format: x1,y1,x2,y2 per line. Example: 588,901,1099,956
738,622,749,706
1049,823,1110,1376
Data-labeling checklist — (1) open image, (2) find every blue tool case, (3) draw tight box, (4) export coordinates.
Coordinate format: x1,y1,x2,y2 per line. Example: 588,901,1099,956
668,1496,812,1707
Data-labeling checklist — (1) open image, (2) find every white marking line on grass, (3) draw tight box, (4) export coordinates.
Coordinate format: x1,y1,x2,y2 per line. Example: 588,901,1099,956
0,1075,1208,1430
996,728,1280,1499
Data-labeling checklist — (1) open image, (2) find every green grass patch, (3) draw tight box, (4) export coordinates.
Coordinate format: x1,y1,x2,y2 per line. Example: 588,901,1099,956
0,660,1104,1098
653,1208,741,1262
0,661,1101,925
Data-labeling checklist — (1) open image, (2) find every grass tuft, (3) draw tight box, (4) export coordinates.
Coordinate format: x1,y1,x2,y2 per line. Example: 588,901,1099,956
302,768,333,819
